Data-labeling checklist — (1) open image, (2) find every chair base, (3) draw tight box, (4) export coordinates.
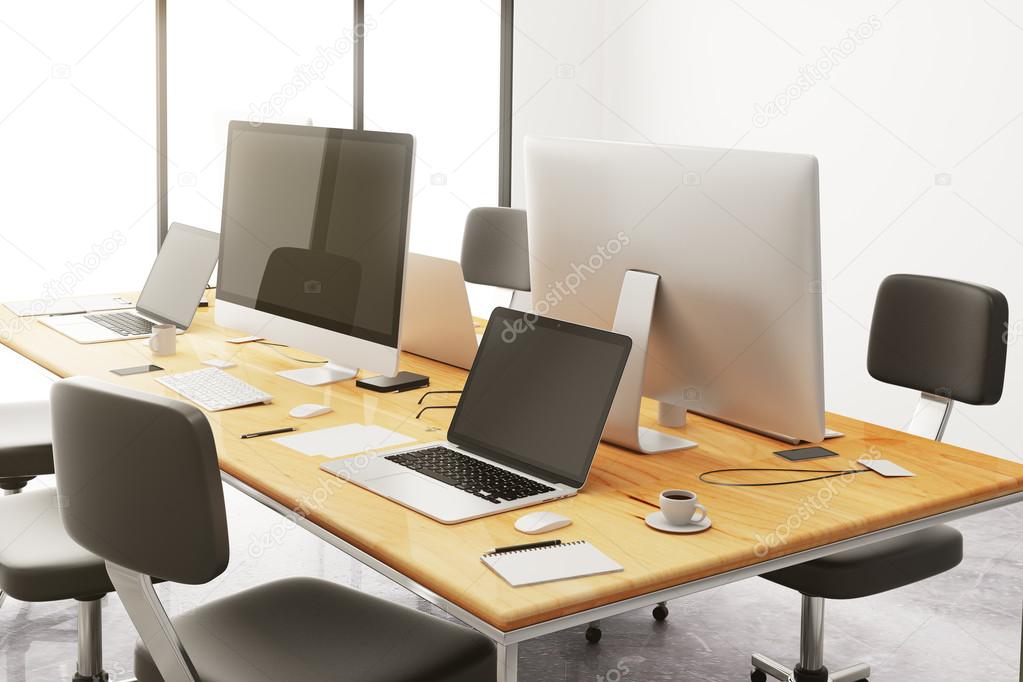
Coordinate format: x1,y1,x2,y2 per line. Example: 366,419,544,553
751,653,869,682
73,598,109,682
1,478,33,494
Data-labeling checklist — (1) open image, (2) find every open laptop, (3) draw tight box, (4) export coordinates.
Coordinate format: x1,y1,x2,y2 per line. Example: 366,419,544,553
400,253,480,370
321,307,632,524
40,223,219,344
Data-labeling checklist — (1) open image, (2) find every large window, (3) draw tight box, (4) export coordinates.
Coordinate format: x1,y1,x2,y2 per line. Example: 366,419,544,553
365,0,501,260
0,2,156,302
167,1,355,235
0,2,503,309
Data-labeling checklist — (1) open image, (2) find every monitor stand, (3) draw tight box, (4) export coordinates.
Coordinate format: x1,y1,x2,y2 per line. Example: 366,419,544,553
277,363,358,386
602,270,698,454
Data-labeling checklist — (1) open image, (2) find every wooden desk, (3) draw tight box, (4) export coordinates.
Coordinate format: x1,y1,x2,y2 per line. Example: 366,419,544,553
4,292,1023,681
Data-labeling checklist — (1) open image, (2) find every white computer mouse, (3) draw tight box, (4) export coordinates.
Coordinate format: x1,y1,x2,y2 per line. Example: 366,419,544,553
514,511,572,535
289,403,333,419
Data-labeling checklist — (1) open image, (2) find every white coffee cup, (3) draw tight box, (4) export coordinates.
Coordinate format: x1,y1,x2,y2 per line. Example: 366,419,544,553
148,324,177,356
659,489,707,526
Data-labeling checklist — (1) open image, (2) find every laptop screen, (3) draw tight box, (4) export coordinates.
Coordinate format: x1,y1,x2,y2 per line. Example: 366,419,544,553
448,308,631,488
136,223,220,328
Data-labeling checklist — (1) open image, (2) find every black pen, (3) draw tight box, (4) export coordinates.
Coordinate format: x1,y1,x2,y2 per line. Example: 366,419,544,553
241,427,295,439
486,539,562,555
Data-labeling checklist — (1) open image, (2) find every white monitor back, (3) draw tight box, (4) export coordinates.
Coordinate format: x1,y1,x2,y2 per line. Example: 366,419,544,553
524,136,825,443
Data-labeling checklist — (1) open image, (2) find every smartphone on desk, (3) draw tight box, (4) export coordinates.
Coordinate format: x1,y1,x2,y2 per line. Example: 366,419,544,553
111,364,164,376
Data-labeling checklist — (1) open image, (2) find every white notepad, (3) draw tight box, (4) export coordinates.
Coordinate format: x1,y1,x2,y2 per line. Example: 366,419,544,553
481,541,623,587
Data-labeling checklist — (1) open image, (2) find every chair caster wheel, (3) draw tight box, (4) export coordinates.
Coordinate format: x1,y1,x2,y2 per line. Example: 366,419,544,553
652,603,669,621
750,669,767,682
585,625,602,643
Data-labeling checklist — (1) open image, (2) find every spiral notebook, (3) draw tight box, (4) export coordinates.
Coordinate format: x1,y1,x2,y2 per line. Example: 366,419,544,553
481,541,623,587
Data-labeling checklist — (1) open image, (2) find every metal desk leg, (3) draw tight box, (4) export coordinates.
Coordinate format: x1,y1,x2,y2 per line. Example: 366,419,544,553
497,642,518,682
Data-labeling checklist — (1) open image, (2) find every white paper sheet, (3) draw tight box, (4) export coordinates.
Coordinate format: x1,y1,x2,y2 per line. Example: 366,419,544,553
4,295,134,317
272,423,415,457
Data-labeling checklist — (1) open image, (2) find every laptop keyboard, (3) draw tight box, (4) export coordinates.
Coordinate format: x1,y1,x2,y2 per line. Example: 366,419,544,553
385,446,556,504
83,312,156,336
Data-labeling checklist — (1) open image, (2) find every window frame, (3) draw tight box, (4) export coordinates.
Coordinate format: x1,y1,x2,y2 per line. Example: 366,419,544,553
155,0,515,247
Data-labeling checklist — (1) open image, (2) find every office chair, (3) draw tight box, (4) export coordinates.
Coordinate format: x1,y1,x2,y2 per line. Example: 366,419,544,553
50,376,498,682
0,412,114,682
460,207,532,311
750,274,1008,682
0,400,53,495
0,400,52,612
0,399,115,682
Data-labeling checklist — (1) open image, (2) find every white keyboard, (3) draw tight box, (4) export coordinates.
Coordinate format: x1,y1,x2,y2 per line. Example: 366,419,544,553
156,368,272,412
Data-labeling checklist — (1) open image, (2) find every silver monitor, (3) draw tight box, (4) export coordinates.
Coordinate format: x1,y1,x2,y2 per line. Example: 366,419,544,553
215,121,415,385
524,136,825,448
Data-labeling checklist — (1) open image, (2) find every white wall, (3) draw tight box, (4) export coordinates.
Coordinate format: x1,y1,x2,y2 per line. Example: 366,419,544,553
515,0,1023,460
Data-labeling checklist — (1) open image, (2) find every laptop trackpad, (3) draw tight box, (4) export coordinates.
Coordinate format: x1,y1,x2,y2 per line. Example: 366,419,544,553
369,473,479,524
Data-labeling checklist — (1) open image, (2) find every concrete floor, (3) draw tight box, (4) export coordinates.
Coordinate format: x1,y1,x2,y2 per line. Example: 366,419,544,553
1,346,1021,681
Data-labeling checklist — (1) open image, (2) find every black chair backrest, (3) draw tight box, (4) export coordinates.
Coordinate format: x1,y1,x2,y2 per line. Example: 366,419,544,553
50,376,229,584
867,274,1008,405
460,207,530,291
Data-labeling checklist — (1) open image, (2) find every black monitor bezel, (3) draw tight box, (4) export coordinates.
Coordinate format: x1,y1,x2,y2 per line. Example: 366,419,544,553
216,120,414,349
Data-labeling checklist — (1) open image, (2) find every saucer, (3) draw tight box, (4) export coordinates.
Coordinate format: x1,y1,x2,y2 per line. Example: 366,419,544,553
645,511,712,534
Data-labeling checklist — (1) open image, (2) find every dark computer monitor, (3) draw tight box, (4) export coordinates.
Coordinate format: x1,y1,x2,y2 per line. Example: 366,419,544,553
215,121,415,385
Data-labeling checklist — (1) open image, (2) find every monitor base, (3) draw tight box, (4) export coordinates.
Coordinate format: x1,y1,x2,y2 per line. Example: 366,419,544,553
277,363,358,386
602,269,698,455
632,427,699,454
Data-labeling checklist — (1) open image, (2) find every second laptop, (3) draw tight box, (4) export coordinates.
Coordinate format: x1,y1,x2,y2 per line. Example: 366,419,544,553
321,307,632,524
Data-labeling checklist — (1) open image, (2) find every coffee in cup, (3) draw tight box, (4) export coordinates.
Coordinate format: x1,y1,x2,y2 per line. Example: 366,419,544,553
659,489,707,526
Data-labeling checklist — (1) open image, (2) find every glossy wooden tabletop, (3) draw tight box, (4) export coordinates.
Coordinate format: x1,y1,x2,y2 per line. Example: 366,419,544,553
4,292,1023,631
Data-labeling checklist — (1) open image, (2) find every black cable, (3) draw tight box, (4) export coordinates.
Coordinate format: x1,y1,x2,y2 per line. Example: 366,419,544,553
417,390,462,405
256,342,327,364
416,405,456,419
698,467,872,487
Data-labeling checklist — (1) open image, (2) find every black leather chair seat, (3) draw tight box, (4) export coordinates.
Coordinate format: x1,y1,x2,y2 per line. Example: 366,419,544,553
0,489,112,601
762,524,963,600
0,401,54,479
135,576,496,682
